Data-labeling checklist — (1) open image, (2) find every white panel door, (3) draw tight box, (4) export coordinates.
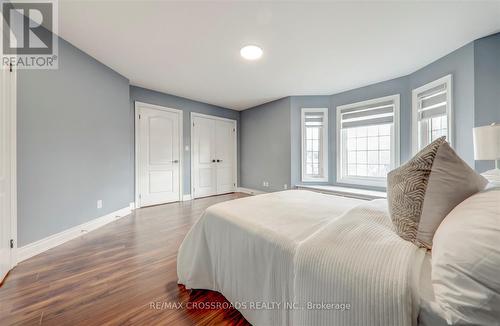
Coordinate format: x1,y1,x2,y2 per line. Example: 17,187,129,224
1,63,15,283
138,106,181,207
192,116,217,198
215,120,236,194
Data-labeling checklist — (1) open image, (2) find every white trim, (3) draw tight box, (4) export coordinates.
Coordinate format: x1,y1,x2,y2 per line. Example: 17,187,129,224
135,104,140,207
17,206,131,263
190,114,194,197
190,112,238,199
411,74,453,154
236,187,266,195
336,94,400,188
0,59,18,271
182,194,192,201
190,112,237,123
134,101,184,208
301,108,329,182
129,202,136,210
10,64,17,268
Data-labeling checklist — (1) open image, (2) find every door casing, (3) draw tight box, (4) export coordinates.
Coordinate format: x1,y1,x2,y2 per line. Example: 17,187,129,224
0,62,17,279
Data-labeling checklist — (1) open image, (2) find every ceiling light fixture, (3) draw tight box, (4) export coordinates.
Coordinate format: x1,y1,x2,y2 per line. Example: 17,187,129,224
240,45,263,60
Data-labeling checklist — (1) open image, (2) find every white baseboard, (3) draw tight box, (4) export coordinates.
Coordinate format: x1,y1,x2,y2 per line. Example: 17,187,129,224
17,206,132,263
182,194,192,201
236,187,266,195
129,202,136,210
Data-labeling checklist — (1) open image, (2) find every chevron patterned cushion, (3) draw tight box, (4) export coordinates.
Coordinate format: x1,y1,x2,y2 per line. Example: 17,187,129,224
387,136,488,248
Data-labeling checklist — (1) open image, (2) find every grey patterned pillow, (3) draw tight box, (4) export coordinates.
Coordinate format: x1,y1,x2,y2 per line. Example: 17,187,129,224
387,136,488,248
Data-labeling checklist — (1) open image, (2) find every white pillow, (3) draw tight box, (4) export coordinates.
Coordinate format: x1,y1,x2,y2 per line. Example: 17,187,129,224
431,188,500,325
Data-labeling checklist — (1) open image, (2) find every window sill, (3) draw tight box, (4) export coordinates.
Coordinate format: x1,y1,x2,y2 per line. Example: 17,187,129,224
296,184,387,201
336,176,387,188
301,177,329,183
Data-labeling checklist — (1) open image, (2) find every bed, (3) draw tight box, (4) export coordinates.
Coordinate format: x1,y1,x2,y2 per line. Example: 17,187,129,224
416,252,449,326
177,190,429,325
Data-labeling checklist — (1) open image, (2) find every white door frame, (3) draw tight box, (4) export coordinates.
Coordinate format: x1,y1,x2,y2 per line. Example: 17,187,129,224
1,63,17,270
1,21,17,270
9,65,17,268
190,112,237,198
134,101,183,208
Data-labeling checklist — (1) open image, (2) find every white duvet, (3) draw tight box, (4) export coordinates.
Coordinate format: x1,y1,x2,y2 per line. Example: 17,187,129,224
177,190,425,326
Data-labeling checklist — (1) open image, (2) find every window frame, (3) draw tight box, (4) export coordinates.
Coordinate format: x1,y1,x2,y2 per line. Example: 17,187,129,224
301,108,329,182
336,94,400,188
412,74,453,154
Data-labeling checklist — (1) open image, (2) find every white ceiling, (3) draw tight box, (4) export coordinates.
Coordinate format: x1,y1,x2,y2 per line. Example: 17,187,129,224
56,1,500,110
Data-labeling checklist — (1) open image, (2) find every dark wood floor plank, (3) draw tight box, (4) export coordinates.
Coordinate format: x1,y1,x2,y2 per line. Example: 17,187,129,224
0,193,250,326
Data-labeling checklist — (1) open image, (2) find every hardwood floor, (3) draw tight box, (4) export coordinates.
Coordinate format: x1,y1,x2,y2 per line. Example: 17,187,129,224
0,193,251,326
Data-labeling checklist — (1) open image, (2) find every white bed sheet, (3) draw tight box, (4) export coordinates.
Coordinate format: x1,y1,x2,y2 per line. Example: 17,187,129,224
178,190,426,325
177,190,362,325
293,199,426,326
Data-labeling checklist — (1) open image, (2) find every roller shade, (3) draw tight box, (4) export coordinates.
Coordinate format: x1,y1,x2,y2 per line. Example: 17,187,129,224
304,111,325,127
339,100,395,129
417,83,448,120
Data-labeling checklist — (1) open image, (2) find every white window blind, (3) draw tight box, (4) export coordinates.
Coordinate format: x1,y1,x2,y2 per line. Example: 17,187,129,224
416,83,447,120
412,75,452,152
301,108,328,182
337,95,400,188
339,100,395,129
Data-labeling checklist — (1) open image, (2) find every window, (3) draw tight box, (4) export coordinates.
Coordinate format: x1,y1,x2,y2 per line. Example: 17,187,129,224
412,75,452,153
336,95,400,188
301,108,328,182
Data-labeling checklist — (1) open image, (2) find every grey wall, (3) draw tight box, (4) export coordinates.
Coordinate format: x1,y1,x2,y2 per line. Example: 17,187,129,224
17,27,498,246
241,36,497,191
410,43,476,167
18,37,132,246
474,33,500,172
241,97,291,191
18,44,239,246
129,86,240,195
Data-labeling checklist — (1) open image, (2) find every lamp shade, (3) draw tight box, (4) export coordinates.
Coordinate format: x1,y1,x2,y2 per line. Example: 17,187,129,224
473,123,500,160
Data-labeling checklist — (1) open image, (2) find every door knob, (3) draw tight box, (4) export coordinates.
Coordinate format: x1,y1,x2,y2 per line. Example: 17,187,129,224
172,160,179,163
217,159,221,162
212,159,216,163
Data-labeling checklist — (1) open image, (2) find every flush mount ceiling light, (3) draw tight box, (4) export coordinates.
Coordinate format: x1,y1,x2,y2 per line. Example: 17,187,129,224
240,45,263,60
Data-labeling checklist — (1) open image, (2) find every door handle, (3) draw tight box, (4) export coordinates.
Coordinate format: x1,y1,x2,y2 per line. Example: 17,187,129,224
217,159,222,162
212,159,216,163
172,160,179,163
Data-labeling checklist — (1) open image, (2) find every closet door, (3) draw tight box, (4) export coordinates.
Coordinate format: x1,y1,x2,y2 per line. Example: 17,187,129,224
215,120,236,194
192,116,217,198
